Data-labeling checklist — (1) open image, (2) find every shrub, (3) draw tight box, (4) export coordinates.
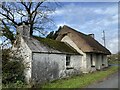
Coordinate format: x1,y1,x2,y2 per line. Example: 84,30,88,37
2,49,25,84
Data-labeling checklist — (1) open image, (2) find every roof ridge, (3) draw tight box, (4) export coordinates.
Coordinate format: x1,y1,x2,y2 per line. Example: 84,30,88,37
63,25,87,36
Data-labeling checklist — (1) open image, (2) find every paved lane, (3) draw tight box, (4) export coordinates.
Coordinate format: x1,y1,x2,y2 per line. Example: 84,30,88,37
87,72,119,88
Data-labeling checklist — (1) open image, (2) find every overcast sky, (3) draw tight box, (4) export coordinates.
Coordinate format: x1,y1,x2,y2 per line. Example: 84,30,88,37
50,2,118,54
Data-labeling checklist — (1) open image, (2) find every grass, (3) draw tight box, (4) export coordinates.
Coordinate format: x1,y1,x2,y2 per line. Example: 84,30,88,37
109,60,120,64
108,53,120,64
42,66,118,88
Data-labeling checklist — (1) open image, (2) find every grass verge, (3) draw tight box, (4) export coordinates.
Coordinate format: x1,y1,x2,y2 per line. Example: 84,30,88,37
42,66,118,88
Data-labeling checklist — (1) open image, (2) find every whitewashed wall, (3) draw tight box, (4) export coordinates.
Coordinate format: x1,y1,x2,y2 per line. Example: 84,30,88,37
12,37,32,84
65,55,82,76
86,54,97,72
70,55,82,73
20,37,32,83
96,55,102,70
32,53,82,84
103,55,108,67
86,54,91,72
61,35,87,73
92,54,96,66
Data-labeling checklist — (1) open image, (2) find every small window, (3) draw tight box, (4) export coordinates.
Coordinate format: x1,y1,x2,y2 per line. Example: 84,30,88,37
66,55,70,66
102,55,104,66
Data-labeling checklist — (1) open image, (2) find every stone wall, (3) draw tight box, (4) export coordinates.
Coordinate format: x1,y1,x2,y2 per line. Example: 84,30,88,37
12,37,32,84
32,53,82,84
61,35,87,73
104,55,108,67
86,53,109,72
19,37,32,83
86,53,96,72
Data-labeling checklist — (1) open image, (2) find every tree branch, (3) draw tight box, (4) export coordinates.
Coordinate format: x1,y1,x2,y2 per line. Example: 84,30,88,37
0,12,18,25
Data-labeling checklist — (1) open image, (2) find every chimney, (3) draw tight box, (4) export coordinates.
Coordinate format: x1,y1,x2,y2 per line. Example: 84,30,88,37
88,34,94,38
17,23,30,38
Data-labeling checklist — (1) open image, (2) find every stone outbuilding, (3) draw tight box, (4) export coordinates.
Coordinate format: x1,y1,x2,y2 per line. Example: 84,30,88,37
56,25,111,73
12,24,83,84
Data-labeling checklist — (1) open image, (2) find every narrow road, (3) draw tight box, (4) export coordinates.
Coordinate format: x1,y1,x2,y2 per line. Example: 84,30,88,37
87,72,119,88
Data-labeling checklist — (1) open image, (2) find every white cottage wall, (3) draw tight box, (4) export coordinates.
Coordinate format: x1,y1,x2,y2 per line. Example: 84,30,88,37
61,35,87,73
32,53,64,84
12,37,32,84
92,54,96,66
86,54,91,72
104,55,108,67
65,55,82,76
101,55,108,68
32,53,82,84
86,54,97,72
19,37,32,84
91,54,97,72
96,55,102,70
70,55,82,73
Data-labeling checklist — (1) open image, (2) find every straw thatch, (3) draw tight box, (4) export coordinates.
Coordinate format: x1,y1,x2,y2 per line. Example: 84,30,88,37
56,25,111,55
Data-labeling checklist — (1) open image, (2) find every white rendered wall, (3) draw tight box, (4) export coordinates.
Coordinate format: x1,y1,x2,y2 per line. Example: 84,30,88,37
12,37,32,84
61,35,88,73
32,53,82,84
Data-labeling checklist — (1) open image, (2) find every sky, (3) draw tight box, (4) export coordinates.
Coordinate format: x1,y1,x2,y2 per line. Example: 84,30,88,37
0,2,118,54
49,2,118,54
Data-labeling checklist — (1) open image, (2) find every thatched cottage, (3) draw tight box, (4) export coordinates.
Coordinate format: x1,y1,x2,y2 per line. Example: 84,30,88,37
56,25,111,73
12,24,111,84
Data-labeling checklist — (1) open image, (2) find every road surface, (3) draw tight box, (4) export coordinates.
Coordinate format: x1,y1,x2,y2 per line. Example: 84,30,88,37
87,72,119,88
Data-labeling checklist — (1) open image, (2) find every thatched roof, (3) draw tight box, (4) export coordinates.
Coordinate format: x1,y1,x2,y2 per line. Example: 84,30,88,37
56,25,111,55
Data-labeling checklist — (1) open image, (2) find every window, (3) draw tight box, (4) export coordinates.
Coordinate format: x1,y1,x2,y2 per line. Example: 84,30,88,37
102,55,104,66
90,54,94,67
66,55,70,66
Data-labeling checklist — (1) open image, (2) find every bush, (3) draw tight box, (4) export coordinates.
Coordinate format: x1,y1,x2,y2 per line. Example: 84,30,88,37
108,53,120,64
2,80,27,88
2,49,25,84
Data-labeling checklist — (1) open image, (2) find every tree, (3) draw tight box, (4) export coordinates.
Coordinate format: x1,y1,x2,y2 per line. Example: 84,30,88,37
46,31,54,39
46,30,59,40
46,26,61,39
0,1,57,48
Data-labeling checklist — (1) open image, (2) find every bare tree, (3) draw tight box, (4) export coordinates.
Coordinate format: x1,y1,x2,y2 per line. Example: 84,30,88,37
0,1,57,48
